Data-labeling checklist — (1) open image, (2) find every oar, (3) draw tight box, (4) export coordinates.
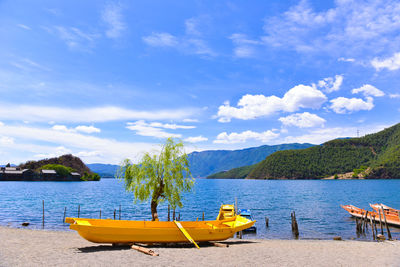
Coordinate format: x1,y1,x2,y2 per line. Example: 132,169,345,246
173,220,200,249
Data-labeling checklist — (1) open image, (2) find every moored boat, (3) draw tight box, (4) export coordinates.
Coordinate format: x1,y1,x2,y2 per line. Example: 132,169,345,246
238,209,256,232
341,204,400,227
65,204,256,244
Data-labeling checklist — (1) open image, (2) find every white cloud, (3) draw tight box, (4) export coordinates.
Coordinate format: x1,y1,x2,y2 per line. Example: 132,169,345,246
0,136,14,146
230,33,262,58
0,105,197,123
0,124,159,164
76,151,101,157
102,2,126,38
214,130,279,144
142,32,178,47
126,120,182,138
75,125,101,134
371,52,400,71
50,26,100,51
352,84,385,97
389,93,400,98
279,112,326,128
338,57,355,62
143,20,216,57
147,122,195,130
184,136,208,143
52,125,100,134
282,124,390,145
262,0,400,57
34,146,72,159
317,75,343,93
52,125,70,132
216,84,327,122
9,58,50,72
330,96,374,114
185,18,201,36
17,24,31,30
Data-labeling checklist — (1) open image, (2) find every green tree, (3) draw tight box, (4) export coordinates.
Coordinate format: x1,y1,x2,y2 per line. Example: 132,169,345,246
118,138,194,221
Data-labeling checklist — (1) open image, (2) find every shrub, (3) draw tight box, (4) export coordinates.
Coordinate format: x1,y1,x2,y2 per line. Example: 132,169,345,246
40,164,75,177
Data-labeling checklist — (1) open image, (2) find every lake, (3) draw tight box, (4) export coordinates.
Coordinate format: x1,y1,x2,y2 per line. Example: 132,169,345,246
0,179,399,240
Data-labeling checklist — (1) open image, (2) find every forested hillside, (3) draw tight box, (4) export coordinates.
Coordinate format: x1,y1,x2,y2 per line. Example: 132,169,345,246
187,143,314,177
247,123,400,179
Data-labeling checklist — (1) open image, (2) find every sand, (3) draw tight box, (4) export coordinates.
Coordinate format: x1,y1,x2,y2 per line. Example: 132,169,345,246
1,226,399,267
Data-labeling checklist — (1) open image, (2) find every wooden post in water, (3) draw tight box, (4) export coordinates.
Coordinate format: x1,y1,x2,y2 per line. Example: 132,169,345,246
78,205,80,218
265,217,269,228
356,218,359,235
291,211,299,239
381,207,392,240
178,212,181,221
42,200,44,229
173,209,176,221
119,205,121,220
63,207,67,224
369,214,376,240
365,211,369,231
167,205,170,221
378,209,384,235
99,209,101,219
114,209,116,220
373,215,377,236
235,197,238,215
202,212,204,221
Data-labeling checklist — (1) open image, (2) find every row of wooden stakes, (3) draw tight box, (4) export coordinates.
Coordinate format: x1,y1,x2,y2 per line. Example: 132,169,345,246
355,208,392,241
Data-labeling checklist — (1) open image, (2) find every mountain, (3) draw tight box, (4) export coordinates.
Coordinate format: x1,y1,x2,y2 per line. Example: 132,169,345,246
188,143,314,178
207,164,255,179
19,154,93,175
247,123,400,179
87,163,119,178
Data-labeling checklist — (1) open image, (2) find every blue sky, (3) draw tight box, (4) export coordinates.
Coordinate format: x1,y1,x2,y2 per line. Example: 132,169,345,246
0,0,399,164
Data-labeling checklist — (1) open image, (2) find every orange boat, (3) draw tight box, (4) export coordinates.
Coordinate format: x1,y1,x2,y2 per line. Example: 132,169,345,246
341,204,400,227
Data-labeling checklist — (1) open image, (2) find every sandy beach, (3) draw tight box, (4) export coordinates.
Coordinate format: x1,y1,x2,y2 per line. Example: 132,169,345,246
0,226,399,266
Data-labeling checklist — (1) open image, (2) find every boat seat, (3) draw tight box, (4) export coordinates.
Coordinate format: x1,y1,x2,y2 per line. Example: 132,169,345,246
76,220,92,226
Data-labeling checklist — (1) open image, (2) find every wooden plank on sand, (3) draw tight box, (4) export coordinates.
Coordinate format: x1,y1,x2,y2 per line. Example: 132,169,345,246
131,244,159,256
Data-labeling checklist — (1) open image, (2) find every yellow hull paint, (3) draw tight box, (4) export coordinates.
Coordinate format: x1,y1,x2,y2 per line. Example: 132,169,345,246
65,215,255,244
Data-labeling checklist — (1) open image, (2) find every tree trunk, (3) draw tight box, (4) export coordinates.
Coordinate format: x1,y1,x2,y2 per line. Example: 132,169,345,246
151,200,159,221
150,181,164,221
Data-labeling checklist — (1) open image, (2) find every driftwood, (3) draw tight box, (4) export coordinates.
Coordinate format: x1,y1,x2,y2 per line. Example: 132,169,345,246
131,244,159,256
210,242,229,248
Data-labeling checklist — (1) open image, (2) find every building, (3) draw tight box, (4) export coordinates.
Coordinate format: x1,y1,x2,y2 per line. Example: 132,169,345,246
0,167,37,181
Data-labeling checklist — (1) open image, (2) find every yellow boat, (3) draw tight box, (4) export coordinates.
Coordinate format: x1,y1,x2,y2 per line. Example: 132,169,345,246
65,204,256,244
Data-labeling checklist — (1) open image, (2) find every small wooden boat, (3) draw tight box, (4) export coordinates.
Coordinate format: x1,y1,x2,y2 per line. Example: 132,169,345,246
238,209,256,232
65,204,256,244
341,204,400,227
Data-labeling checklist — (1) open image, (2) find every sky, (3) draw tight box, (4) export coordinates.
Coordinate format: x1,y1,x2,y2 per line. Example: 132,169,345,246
0,0,400,164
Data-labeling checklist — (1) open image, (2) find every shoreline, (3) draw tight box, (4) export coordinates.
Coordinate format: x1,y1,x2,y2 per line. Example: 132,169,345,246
1,226,399,266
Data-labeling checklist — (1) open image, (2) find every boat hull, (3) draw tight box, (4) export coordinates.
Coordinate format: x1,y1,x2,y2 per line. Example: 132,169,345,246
66,216,256,244
341,205,400,227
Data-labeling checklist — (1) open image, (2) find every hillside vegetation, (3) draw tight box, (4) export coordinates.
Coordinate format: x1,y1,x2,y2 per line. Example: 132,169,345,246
188,143,314,177
19,154,98,180
247,123,400,179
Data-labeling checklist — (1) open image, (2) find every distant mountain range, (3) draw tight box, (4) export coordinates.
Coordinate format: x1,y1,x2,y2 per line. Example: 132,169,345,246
240,122,400,180
87,143,315,178
187,143,314,177
87,163,119,178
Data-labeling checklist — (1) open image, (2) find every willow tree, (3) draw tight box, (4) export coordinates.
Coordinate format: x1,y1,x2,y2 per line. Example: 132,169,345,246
119,138,194,221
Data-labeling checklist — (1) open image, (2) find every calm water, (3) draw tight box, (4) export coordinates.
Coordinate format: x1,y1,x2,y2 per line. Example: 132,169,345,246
0,179,399,240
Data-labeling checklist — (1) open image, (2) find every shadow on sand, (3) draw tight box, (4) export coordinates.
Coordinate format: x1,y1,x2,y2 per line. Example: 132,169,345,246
76,240,258,253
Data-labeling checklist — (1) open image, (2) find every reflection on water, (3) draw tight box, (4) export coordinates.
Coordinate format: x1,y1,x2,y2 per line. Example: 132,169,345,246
0,179,399,240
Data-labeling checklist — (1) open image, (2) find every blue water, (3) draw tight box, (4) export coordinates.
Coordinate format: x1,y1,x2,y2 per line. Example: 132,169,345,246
0,179,399,240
